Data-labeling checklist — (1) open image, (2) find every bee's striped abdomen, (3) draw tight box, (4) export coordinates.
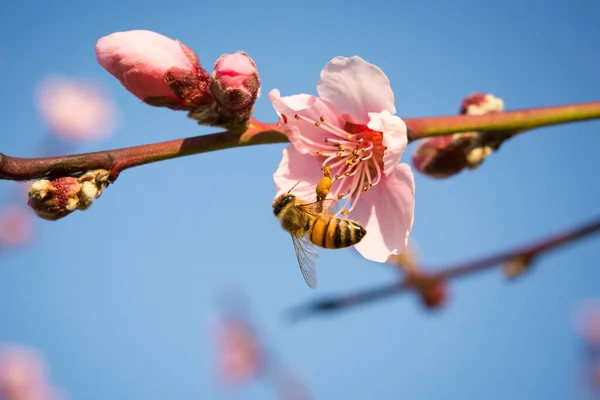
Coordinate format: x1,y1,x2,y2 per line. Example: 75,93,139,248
310,214,332,248
310,215,367,249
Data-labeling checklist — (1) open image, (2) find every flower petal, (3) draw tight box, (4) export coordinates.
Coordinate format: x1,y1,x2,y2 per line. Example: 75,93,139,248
273,145,325,202
316,56,396,124
269,89,345,155
367,110,408,176
350,163,415,262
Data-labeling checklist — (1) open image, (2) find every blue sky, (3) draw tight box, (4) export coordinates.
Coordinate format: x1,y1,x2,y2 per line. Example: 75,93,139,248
1,0,599,399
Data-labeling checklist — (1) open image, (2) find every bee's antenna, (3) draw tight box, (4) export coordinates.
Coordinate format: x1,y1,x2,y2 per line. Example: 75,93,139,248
287,180,302,194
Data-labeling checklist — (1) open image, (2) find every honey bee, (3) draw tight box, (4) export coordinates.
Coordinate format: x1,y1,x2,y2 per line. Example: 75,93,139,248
272,182,367,289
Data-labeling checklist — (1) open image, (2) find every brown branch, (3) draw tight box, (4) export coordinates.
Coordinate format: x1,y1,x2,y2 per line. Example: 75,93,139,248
0,101,599,182
286,216,600,321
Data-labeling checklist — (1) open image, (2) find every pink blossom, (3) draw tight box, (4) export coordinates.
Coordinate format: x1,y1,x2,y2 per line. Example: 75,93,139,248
95,30,211,109
0,206,32,246
35,76,117,141
0,345,58,400
211,52,260,113
270,56,415,263
216,318,261,385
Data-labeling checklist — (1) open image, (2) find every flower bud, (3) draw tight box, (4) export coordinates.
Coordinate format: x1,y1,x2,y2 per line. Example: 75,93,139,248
460,92,504,115
211,52,260,114
411,135,473,179
96,30,212,110
418,278,449,310
27,170,109,221
412,92,504,179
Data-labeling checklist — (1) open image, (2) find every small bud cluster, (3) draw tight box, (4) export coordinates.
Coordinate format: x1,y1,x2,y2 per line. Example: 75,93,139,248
412,93,506,179
96,31,260,131
27,170,110,221
388,245,449,310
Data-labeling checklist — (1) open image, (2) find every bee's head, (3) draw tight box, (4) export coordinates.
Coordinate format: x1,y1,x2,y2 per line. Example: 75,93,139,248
273,194,296,216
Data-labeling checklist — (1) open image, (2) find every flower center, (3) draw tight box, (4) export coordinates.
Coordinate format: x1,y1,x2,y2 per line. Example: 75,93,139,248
283,113,387,215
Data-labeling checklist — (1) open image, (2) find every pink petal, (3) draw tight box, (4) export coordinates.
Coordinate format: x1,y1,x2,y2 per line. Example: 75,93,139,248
268,89,345,155
367,110,408,176
351,164,415,262
273,145,324,202
96,30,196,100
316,56,396,124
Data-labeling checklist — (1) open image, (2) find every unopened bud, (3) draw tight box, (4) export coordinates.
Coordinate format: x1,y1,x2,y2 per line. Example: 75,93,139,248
211,52,260,112
460,92,504,115
419,278,449,310
411,135,472,179
408,273,449,310
96,30,212,111
412,92,505,179
27,170,109,221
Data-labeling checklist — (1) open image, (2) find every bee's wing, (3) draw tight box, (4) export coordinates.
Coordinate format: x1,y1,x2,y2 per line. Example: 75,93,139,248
290,233,318,289
298,199,338,215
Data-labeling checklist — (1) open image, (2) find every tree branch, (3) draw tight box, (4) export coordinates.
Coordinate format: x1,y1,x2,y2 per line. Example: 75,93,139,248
286,215,600,321
1,101,599,182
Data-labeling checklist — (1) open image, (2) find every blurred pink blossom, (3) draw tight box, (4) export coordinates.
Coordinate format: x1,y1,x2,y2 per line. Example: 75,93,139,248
216,318,261,386
270,56,415,262
0,206,32,247
0,344,62,400
35,76,117,141
574,298,600,344
96,30,211,110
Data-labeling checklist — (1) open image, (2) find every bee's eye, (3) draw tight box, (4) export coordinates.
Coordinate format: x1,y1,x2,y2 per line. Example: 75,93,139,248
285,195,294,203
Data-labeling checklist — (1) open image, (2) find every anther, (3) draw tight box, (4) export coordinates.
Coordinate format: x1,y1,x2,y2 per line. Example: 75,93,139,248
347,134,353,140
320,116,326,122
337,194,345,200
314,122,320,127
294,114,301,120
353,149,358,156
363,185,371,191
281,114,288,124
334,174,340,179
324,137,329,143
341,210,349,216
336,152,342,157
317,151,324,155
358,138,364,143
345,160,353,166
344,171,351,176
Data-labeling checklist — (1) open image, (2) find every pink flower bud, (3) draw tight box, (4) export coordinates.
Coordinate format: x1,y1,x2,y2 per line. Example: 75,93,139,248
411,135,472,179
211,52,260,114
96,30,212,110
412,92,504,179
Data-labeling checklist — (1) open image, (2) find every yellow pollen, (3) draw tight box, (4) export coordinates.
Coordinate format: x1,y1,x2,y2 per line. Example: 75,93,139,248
294,114,301,120
344,171,351,176
363,185,370,191
320,116,326,122
347,134,353,140
317,151,323,155
353,149,358,156
336,152,342,157
341,210,349,216
314,122,320,127
345,160,353,166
